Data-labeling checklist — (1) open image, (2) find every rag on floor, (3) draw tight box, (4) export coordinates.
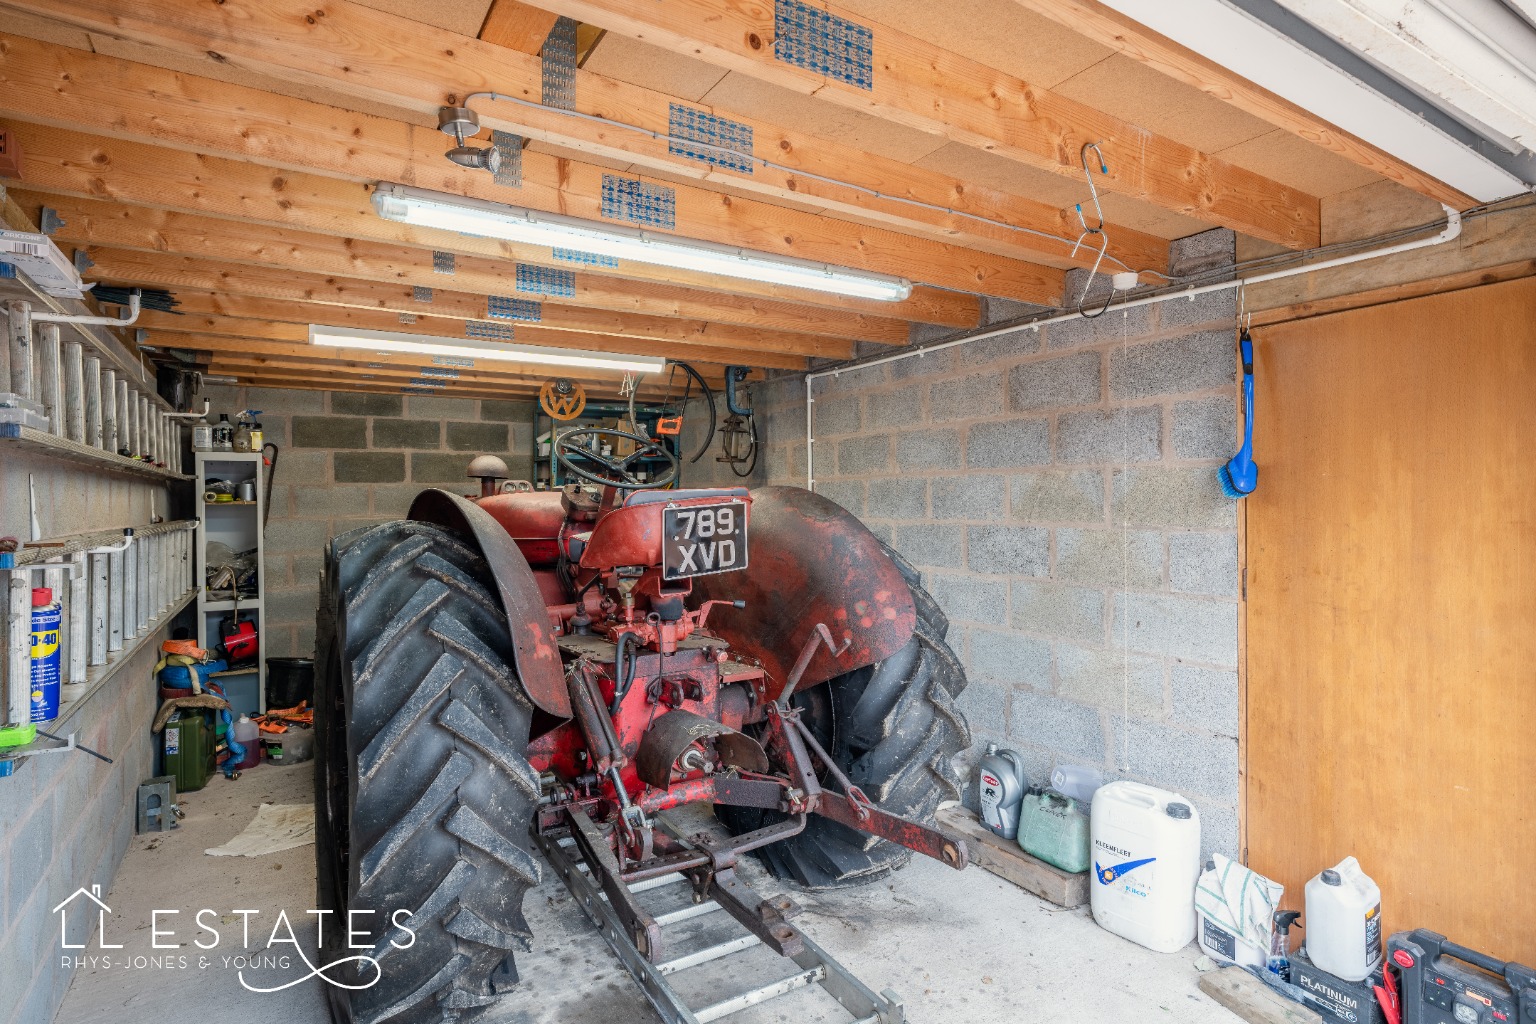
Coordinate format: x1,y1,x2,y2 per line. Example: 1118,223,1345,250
205,803,316,857
1195,853,1283,952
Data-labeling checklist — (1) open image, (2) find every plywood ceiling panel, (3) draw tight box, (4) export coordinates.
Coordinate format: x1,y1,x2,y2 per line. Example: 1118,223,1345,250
1052,53,1275,154
580,33,730,102
352,0,494,37
834,0,1113,88
1216,129,1383,198
1094,191,1214,242
912,143,1085,209
699,72,950,165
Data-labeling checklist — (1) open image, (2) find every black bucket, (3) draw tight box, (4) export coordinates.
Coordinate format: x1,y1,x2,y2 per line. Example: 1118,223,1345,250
266,657,314,710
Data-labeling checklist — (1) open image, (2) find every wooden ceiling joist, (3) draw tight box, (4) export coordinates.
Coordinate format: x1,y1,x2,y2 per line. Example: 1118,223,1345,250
21,193,925,338
209,370,582,401
0,120,1019,321
123,285,852,364
1005,0,1473,209
0,2,1169,275
173,337,755,389
79,248,856,359
527,0,1322,249
0,35,1063,307
131,309,812,372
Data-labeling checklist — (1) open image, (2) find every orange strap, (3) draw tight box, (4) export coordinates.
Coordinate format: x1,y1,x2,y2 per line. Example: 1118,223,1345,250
161,638,208,659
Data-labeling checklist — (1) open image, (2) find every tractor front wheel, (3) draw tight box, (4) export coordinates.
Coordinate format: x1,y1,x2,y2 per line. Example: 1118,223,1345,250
314,521,540,1024
718,542,971,889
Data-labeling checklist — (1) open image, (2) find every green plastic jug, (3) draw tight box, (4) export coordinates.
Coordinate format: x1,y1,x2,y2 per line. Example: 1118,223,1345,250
1017,790,1091,873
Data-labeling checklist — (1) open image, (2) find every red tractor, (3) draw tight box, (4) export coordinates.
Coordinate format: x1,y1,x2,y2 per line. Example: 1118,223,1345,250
313,427,972,1024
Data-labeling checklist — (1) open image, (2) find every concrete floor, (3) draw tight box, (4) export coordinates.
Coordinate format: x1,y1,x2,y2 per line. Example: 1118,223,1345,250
55,762,1241,1024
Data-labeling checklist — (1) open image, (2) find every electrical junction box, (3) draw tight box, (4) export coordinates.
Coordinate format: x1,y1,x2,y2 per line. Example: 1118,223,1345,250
0,229,88,299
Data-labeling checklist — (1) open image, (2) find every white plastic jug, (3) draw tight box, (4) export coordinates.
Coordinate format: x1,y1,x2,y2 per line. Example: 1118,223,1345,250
1090,781,1202,953
1303,856,1383,982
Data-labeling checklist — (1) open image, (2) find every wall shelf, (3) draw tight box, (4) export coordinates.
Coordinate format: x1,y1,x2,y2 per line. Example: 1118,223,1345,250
194,451,267,717
0,423,193,482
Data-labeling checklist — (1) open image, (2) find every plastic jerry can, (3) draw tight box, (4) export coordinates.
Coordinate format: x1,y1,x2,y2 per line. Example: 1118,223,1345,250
1090,781,1202,953
1017,790,1090,873
977,744,1028,839
1304,857,1383,982
163,710,216,793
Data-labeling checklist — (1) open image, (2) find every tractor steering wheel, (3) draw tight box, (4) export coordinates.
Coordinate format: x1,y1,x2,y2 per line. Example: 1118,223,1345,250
554,427,679,490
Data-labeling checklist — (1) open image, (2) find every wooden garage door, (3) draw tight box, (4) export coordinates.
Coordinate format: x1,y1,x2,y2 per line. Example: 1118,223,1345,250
1247,277,1536,967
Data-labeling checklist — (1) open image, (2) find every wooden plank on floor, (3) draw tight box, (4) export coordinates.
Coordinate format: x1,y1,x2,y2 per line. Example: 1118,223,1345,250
936,806,1087,908
1197,969,1322,1024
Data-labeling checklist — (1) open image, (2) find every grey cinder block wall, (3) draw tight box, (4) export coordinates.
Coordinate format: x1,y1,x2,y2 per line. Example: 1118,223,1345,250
1,451,172,1024
192,386,535,659
684,230,1244,859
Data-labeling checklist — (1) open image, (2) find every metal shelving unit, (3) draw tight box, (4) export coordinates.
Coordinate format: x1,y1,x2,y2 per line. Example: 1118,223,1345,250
193,451,266,717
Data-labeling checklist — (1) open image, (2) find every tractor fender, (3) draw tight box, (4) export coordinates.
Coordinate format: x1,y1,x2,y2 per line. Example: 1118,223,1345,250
693,486,916,701
408,488,571,719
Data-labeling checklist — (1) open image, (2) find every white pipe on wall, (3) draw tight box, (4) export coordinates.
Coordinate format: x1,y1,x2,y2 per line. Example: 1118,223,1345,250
803,204,1463,489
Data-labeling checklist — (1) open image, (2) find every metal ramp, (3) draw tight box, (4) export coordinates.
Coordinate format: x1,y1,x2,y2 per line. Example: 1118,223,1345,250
534,829,905,1024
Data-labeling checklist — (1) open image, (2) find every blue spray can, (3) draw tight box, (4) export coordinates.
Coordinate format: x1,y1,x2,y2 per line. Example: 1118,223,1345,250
30,588,62,723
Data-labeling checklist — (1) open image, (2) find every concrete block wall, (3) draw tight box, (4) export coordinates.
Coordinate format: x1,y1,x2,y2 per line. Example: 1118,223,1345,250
683,231,1244,857
194,386,535,658
0,641,161,1024
1,442,176,1024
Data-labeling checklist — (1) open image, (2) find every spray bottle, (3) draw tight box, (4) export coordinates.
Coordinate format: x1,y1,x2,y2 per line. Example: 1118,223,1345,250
1268,910,1302,981
977,743,1027,840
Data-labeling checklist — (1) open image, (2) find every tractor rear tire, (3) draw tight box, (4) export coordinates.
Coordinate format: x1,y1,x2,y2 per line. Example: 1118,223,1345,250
314,520,540,1024
718,542,971,888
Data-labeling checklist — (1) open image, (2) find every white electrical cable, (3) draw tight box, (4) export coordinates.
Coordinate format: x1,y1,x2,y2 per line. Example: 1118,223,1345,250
803,204,1462,489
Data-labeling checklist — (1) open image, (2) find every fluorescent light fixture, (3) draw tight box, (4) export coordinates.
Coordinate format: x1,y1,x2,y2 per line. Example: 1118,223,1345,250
308,325,667,374
371,183,914,302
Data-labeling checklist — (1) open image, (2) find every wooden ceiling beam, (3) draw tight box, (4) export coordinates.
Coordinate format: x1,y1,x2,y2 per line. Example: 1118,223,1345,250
127,287,844,364
0,3,1167,274
1,121,985,325
165,335,755,388
207,368,580,401
130,309,812,372
525,0,1322,249
479,0,562,53
81,247,855,359
0,37,1061,306
21,193,917,339
1005,0,1473,210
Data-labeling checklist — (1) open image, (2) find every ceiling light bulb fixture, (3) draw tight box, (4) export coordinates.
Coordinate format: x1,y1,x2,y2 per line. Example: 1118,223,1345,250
371,183,914,302
308,325,667,374
437,106,502,174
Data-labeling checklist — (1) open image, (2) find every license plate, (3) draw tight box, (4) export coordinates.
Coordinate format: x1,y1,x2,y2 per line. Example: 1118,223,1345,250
662,501,747,580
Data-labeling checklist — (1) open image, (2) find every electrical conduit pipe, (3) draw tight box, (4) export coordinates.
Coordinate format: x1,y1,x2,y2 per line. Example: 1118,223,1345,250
803,204,1462,488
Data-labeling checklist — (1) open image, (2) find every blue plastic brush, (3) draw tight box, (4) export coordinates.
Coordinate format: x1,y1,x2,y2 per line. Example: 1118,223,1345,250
1218,331,1258,499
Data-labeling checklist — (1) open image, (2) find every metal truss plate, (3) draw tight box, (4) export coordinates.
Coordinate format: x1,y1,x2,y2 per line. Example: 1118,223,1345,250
774,0,874,90
432,250,456,274
542,16,578,111
516,263,576,298
553,248,619,268
465,320,514,341
487,295,543,322
602,175,677,229
669,104,755,173
490,129,523,187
